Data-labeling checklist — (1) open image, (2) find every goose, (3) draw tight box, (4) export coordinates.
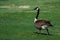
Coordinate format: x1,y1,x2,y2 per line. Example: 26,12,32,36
34,7,53,35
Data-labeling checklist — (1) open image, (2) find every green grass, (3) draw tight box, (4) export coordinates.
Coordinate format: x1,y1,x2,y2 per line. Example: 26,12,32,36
0,0,60,40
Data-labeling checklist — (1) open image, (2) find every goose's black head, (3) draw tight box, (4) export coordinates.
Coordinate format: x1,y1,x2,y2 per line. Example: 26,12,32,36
34,7,40,11
34,7,40,14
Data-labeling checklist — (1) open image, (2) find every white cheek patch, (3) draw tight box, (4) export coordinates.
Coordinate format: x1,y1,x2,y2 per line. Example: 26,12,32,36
36,8,39,11
34,18,37,23
41,25,48,29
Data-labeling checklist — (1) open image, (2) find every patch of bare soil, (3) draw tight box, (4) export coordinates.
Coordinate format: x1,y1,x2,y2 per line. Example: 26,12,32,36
18,5,30,8
0,5,30,9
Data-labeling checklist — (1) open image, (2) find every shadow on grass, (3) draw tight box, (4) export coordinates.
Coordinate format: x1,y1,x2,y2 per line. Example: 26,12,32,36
33,32,53,36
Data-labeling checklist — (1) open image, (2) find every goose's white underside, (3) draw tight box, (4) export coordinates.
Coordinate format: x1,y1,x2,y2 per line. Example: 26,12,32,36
41,25,48,29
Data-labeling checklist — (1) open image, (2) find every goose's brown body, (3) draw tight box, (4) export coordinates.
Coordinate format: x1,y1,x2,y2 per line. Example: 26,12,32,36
34,20,52,30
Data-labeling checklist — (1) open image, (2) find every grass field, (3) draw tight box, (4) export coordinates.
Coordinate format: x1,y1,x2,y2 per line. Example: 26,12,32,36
0,0,60,40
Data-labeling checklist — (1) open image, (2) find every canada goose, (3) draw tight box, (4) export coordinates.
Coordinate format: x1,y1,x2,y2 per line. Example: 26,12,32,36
34,7,53,35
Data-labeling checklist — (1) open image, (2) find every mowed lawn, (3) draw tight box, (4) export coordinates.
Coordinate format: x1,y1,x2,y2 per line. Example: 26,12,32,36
0,0,60,40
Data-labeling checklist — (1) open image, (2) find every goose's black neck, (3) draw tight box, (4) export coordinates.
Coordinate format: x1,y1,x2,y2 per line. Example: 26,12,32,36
36,9,40,19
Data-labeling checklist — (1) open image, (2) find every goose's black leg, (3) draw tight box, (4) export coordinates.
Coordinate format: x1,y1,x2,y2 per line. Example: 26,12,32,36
39,29,41,34
46,29,50,35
